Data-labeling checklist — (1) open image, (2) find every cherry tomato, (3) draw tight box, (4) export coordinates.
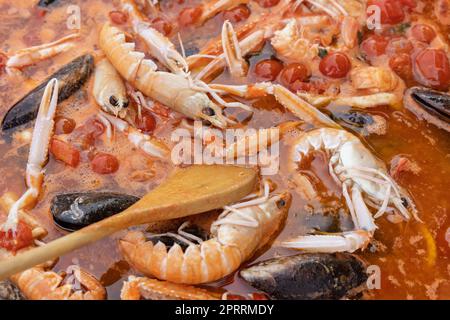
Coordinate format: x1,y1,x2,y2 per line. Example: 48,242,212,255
254,0,280,8
254,59,283,81
279,63,309,89
0,221,33,252
135,111,156,133
386,37,413,56
91,153,120,174
389,53,413,81
367,0,405,24
151,18,173,36
319,52,351,78
411,24,436,43
400,0,417,10
414,49,450,90
50,139,80,167
109,11,128,25
223,4,251,23
361,35,389,58
55,117,76,135
178,7,203,26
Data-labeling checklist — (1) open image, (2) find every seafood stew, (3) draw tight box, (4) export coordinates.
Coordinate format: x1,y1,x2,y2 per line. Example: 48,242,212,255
0,0,449,300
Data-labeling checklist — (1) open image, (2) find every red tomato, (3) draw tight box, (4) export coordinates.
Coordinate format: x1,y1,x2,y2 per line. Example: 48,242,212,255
178,7,203,26
319,52,351,78
414,49,450,90
254,59,283,81
367,0,405,24
55,117,76,135
389,53,413,81
50,139,80,167
411,24,436,43
151,18,173,36
361,35,389,58
254,0,280,8
223,4,251,23
109,11,128,25
225,294,247,300
386,37,413,56
0,221,33,252
279,63,309,89
91,153,120,174
249,293,269,300
400,0,416,10
135,111,156,133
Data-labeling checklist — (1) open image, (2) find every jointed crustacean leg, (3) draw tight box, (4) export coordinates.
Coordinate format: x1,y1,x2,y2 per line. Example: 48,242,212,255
3,79,59,232
280,127,419,253
100,112,169,159
121,0,188,75
99,23,252,128
119,183,291,284
6,33,79,72
195,0,250,26
221,20,249,78
0,194,106,300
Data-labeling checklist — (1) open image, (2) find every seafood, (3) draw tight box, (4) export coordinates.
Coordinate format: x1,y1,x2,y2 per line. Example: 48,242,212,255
221,20,249,78
3,79,59,231
330,109,387,136
93,58,129,118
10,265,106,300
38,0,61,7
51,192,140,231
121,276,221,300
0,280,24,300
119,187,291,284
350,67,400,93
6,33,79,71
197,0,250,25
100,112,170,159
99,23,233,128
435,0,450,26
282,127,418,252
240,253,368,300
2,54,94,131
297,92,400,109
404,87,450,133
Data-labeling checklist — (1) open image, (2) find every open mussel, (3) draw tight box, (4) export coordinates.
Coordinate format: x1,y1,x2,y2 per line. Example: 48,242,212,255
240,253,368,300
330,109,386,136
404,87,450,133
51,192,139,231
1,54,94,132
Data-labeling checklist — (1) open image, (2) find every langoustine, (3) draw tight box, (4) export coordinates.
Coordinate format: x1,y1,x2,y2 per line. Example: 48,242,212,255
119,183,291,284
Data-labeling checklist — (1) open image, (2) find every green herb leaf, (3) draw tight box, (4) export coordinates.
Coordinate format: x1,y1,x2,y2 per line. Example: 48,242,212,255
318,48,328,58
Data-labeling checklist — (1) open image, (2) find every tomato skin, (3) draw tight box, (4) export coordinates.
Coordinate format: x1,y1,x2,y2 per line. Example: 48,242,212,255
254,0,280,8
178,7,203,26
386,37,413,56
73,119,105,149
135,111,156,133
361,35,389,58
55,117,76,135
389,53,413,81
414,49,450,90
50,139,80,167
151,18,172,36
279,63,309,89
411,24,436,43
367,0,405,24
0,222,33,252
109,11,128,25
223,4,251,23
319,52,351,78
91,153,120,174
254,59,283,81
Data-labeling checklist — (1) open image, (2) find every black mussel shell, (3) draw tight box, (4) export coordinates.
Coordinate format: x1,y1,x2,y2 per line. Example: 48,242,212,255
147,224,210,252
331,109,374,129
0,280,24,300
1,54,94,132
411,88,450,122
51,192,139,231
240,253,368,300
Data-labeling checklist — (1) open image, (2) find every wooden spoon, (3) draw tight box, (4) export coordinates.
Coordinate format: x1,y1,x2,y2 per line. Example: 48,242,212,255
0,165,257,281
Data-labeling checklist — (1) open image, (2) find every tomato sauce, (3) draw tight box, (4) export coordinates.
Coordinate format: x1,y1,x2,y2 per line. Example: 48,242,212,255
0,0,448,300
